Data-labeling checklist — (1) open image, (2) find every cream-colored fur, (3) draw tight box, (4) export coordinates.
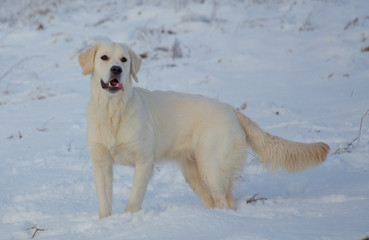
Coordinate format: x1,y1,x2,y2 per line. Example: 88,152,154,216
78,42,330,218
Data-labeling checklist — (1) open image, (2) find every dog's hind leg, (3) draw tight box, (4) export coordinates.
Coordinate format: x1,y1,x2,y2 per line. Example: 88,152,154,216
196,156,231,209
204,173,230,209
181,159,215,208
226,182,235,209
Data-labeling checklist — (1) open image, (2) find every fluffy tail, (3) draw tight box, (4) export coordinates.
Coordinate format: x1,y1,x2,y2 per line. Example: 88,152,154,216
236,112,329,172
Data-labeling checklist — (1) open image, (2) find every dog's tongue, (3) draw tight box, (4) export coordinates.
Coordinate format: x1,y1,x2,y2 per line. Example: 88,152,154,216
118,83,124,91
110,79,124,91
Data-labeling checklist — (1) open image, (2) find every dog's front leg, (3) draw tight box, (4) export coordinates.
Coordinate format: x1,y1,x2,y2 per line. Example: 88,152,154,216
90,145,113,219
125,160,153,213
93,163,113,218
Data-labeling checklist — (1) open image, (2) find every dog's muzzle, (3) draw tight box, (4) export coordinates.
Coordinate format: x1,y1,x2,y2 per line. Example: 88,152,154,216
101,66,124,93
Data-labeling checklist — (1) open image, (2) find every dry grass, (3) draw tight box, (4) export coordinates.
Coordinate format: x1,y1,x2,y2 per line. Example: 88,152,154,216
333,109,369,154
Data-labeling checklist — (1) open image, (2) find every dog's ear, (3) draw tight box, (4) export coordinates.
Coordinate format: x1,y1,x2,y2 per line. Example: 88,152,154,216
78,45,98,75
129,49,142,83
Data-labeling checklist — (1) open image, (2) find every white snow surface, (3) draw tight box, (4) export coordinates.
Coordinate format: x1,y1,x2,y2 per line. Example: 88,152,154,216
1,0,369,239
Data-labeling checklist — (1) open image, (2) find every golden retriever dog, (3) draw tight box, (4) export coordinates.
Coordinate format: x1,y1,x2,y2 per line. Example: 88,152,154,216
78,42,329,218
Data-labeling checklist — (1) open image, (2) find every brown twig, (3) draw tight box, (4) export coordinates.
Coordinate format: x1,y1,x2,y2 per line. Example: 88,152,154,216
246,193,267,204
26,224,45,239
344,17,359,30
361,46,369,53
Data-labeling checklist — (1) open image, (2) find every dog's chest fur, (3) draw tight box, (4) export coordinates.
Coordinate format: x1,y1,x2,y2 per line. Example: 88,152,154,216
87,95,127,148
87,92,153,165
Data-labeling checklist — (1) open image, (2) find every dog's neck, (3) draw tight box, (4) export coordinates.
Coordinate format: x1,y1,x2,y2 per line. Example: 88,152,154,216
92,90,131,116
90,85,133,130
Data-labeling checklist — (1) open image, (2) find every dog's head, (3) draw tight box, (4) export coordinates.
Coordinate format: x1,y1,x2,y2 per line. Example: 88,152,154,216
78,42,141,95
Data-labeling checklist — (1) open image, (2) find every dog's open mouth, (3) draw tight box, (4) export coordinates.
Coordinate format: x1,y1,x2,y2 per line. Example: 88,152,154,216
101,79,124,93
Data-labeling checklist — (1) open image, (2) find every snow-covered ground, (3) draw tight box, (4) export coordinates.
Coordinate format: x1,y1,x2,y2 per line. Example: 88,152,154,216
1,0,368,239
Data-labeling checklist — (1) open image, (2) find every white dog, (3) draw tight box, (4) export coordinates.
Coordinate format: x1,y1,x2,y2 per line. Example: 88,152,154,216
78,42,329,218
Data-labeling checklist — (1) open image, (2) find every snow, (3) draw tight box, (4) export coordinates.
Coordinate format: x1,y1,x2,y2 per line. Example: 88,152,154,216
1,0,369,239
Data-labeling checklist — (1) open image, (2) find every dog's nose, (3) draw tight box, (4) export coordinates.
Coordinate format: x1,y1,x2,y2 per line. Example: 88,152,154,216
110,66,122,75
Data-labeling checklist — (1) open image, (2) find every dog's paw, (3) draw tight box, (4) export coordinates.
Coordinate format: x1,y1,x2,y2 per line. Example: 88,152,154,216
124,203,141,213
99,211,111,219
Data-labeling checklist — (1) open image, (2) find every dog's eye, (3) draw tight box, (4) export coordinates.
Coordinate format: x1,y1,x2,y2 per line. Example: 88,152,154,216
101,55,109,61
120,57,127,63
